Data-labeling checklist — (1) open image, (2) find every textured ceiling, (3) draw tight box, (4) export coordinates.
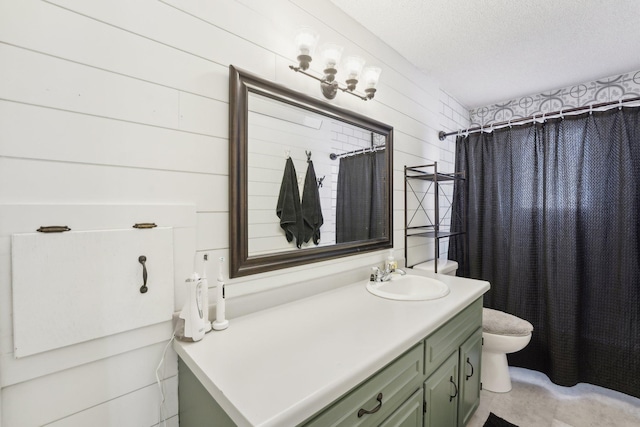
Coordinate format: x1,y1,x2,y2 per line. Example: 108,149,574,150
329,0,640,109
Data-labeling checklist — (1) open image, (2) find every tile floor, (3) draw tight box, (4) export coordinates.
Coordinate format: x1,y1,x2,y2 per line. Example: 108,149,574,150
467,367,640,427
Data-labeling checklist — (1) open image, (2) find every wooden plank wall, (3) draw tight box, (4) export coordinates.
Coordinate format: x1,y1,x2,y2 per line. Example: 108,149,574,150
0,0,469,425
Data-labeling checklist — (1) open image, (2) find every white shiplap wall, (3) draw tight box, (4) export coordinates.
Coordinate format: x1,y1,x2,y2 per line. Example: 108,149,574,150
0,0,469,425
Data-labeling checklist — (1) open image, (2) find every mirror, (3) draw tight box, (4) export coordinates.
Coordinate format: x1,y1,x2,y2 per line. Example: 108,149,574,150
229,65,393,277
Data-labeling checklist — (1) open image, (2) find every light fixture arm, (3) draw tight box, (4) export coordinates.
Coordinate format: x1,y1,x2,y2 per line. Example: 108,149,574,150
289,65,370,101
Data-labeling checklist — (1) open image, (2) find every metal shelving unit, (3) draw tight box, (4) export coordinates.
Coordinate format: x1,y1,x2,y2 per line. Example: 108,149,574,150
404,162,465,272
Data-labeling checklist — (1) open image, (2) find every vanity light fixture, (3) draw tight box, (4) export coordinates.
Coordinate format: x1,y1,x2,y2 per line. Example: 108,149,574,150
289,28,381,101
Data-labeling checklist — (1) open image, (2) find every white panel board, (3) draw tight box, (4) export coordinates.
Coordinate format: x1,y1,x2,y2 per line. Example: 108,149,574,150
11,228,174,357
45,376,178,427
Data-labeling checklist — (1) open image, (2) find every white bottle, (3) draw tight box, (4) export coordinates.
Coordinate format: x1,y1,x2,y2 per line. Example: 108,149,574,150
212,257,229,331
385,249,397,271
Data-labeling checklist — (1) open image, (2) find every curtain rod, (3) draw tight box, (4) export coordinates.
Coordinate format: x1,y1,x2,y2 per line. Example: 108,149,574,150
438,95,640,141
329,144,385,160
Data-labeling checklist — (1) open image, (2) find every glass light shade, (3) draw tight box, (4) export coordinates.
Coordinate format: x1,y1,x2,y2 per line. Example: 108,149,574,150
295,28,319,57
321,43,344,69
362,66,382,89
344,56,366,80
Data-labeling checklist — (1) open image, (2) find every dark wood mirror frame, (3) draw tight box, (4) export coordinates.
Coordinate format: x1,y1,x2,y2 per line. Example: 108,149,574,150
229,65,393,278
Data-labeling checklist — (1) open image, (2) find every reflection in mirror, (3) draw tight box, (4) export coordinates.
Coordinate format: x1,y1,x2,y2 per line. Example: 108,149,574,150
229,65,393,278
247,92,387,256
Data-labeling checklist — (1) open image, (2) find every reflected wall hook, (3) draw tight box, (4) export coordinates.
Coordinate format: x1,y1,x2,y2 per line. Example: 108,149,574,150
138,255,148,294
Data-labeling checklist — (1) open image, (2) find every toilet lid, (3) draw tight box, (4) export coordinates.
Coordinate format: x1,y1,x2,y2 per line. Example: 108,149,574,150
483,308,534,336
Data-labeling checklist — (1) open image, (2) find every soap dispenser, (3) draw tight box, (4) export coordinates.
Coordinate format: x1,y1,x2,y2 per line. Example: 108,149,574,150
385,249,397,271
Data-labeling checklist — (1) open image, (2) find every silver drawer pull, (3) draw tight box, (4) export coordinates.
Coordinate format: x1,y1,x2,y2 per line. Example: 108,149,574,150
357,392,383,418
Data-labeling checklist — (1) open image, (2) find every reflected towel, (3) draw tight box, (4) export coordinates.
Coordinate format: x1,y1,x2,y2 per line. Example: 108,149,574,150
302,160,323,245
276,157,303,248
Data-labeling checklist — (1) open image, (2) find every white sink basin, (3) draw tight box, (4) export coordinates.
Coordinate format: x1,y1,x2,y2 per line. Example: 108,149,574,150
366,274,450,301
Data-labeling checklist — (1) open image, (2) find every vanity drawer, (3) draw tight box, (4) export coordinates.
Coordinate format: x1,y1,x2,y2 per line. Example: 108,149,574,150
303,342,424,427
424,298,482,377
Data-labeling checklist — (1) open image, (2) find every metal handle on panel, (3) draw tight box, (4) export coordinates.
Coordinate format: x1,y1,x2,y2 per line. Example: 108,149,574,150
357,392,383,418
37,226,71,233
449,376,458,402
466,357,474,380
138,255,148,294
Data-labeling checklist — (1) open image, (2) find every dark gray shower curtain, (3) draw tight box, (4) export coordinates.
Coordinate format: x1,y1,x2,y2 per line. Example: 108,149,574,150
336,150,386,243
449,107,640,398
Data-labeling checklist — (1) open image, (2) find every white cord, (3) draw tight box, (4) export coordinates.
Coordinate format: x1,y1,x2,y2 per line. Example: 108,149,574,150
156,324,178,427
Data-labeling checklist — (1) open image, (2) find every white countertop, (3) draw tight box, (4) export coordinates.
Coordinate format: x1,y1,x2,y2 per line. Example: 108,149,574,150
174,271,490,427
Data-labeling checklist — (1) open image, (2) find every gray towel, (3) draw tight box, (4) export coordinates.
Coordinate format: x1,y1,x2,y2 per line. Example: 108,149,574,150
302,160,323,245
276,157,303,248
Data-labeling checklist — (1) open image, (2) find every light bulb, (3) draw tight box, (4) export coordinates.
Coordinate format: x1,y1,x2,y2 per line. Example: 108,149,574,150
321,43,344,69
362,66,382,89
295,28,319,57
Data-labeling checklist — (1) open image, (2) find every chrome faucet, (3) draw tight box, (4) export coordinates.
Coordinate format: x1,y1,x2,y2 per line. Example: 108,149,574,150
371,266,406,282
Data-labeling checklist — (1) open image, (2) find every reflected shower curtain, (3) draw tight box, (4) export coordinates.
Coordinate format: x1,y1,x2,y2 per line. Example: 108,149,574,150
336,151,386,243
449,107,640,398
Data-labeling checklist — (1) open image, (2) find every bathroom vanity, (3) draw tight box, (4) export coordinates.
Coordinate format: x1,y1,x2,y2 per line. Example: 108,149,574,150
174,271,489,427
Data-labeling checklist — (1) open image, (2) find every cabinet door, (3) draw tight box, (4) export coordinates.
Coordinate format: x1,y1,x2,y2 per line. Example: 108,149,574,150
379,388,423,427
458,327,482,426
423,350,459,427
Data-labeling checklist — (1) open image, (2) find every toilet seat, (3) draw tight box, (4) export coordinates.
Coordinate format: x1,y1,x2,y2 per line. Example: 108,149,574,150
482,308,533,336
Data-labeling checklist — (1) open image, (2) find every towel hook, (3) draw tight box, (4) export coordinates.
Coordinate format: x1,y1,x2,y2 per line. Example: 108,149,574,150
317,176,325,188
138,255,148,294
305,150,312,163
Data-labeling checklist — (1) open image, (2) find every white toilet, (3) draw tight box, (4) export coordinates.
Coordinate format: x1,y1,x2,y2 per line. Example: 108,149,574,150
411,259,534,393
481,308,533,392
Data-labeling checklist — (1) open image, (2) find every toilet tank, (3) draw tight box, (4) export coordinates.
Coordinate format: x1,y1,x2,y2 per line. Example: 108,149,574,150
412,259,458,275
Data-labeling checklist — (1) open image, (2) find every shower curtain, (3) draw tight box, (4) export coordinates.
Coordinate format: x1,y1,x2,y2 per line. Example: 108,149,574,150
336,150,386,243
449,107,640,398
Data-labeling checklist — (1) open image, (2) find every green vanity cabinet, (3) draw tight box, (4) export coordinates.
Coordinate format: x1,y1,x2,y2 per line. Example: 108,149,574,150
422,299,483,427
177,298,484,427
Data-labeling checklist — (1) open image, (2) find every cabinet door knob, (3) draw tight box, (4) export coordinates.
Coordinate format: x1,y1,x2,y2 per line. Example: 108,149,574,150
357,392,383,418
449,376,458,402
466,357,474,380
